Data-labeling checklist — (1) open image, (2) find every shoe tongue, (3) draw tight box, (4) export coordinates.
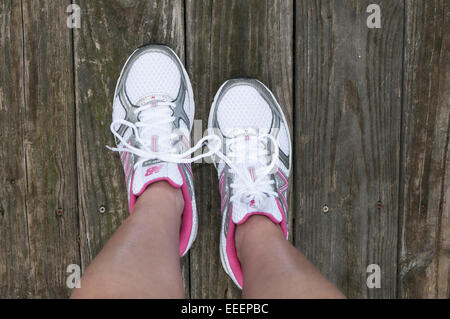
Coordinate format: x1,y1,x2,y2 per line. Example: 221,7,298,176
226,132,281,225
136,94,173,152
136,93,171,107
131,161,183,196
226,127,270,173
231,196,282,225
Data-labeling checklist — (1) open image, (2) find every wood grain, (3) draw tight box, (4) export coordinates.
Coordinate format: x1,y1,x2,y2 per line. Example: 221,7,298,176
294,0,404,298
21,0,79,297
186,0,294,298
0,0,31,297
0,0,448,299
398,0,449,298
73,0,190,296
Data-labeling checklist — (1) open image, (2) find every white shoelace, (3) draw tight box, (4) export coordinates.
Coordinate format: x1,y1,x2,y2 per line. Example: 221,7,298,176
108,97,280,209
108,98,221,169
210,133,279,208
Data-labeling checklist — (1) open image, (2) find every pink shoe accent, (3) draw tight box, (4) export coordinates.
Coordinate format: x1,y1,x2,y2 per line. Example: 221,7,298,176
184,163,193,177
274,198,288,238
124,152,130,172
219,172,225,196
145,164,163,176
151,135,158,152
278,190,289,226
248,166,255,182
181,135,190,149
225,205,244,287
277,170,288,192
178,165,193,256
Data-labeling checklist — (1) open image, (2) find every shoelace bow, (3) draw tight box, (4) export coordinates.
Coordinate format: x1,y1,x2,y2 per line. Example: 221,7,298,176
108,98,221,168
209,133,279,208
108,96,279,208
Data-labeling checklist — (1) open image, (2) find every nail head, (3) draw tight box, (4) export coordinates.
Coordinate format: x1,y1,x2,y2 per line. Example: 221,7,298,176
376,201,383,209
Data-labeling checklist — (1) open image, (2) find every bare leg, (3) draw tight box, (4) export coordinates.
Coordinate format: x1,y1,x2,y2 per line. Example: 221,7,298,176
71,181,185,299
236,215,345,299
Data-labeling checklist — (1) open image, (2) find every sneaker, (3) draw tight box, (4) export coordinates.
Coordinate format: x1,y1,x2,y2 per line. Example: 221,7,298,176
108,44,211,257
207,78,292,288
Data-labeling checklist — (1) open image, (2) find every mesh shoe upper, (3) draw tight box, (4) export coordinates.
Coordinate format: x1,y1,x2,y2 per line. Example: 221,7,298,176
125,52,181,104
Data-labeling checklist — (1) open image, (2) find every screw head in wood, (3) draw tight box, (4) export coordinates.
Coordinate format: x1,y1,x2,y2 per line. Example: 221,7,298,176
420,204,427,214
322,205,329,214
98,205,106,214
376,201,383,209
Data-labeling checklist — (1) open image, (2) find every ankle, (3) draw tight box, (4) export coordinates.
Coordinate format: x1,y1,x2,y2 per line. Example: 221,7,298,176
235,215,283,262
134,181,185,216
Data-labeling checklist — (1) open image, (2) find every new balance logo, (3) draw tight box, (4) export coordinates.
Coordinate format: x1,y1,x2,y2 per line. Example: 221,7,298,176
145,165,163,176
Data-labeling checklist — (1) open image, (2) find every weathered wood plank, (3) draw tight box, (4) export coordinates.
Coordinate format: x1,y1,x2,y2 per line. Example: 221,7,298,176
0,0,32,297
186,0,294,298
20,0,79,297
73,0,190,296
399,0,449,299
294,0,404,298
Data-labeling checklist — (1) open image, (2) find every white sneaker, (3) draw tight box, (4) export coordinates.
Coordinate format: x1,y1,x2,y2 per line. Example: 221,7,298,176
108,44,215,256
207,78,292,288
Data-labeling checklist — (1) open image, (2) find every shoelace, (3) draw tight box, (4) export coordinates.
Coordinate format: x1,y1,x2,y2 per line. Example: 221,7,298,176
107,97,221,169
108,97,280,209
209,133,280,209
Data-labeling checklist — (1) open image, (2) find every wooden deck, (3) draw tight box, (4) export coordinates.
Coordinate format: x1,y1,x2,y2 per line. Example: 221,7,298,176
0,0,448,298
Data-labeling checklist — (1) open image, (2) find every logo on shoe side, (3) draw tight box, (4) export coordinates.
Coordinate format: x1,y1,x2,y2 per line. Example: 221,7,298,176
145,164,164,176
